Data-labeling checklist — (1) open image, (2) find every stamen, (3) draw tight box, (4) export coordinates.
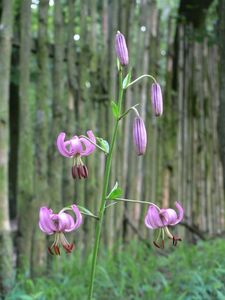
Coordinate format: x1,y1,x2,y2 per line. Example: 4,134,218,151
83,165,88,178
48,247,54,255
153,241,161,249
53,245,60,255
72,166,77,179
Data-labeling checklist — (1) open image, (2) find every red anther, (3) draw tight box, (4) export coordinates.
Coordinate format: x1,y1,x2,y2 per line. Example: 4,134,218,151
62,244,72,253
77,166,82,179
48,247,54,255
53,245,60,255
83,165,88,178
173,236,182,246
69,243,74,251
71,166,77,179
161,240,164,249
153,241,161,249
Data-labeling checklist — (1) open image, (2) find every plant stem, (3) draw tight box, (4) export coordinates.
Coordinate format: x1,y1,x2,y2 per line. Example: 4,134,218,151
87,69,124,300
119,103,139,120
112,198,160,210
126,74,157,89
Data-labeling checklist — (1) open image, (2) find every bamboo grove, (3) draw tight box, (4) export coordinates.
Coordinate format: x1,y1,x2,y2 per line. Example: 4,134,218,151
0,0,224,294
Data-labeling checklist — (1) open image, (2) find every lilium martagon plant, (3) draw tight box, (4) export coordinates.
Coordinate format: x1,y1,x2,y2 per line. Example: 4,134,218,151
38,29,184,300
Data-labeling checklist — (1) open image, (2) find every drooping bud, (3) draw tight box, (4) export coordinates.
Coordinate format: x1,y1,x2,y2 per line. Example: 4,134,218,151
151,83,163,117
133,117,147,156
115,31,129,66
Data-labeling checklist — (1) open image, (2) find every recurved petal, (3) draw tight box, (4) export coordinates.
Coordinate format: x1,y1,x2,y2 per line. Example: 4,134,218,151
169,202,184,225
145,205,163,229
57,212,76,232
160,208,178,226
71,204,83,230
56,132,72,158
39,207,56,234
79,130,96,156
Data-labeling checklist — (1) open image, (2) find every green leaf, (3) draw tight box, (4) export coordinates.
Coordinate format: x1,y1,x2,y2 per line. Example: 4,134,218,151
107,182,123,199
111,101,119,118
122,71,131,89
77,205,96,218
96,137,110,154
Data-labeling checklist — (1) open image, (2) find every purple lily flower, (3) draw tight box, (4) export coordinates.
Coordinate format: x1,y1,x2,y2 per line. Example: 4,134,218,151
115,31,129,66
145,202,184,248
56,130,96,179
151,83,163,117
39,204,82,255
133,116,147,156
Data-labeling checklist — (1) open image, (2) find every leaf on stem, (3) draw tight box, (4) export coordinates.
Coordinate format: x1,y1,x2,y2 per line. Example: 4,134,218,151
122,71,131,89
107,181,123,200
77,205,96,218
96,137,110,154
111,101,119,118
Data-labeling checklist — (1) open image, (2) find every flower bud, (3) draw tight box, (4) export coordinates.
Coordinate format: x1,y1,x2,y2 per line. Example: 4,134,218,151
133,117,147,156
151,83,163,116
115,31,129,66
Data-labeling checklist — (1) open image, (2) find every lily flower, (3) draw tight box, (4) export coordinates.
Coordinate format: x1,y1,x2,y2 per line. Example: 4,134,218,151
151,82,163,116
133,116,147,156
145,202,184,248
56,130,96,179
39,204,82,255
115,31,129,66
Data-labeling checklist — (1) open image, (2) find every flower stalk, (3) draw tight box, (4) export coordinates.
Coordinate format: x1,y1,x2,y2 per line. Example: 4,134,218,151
126,74,157,89
88,68,124,300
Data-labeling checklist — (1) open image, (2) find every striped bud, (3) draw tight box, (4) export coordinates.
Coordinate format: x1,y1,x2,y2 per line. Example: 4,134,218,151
151,83,163,117
115,31,129,66
133,117,147,156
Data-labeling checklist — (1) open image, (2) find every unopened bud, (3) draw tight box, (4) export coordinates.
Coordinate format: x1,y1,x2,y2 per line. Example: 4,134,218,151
133,117,147,156
151,83,163,116
115,31,129,66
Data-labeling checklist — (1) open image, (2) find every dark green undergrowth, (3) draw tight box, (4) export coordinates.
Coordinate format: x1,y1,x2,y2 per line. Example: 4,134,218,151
5,239,225,300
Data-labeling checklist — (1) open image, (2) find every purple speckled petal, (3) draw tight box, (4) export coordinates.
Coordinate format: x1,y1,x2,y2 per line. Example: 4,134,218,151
56,132,73,157
70,204,83,230
79,130,96,157
151,83,163,117
169,202,184,225
160,209,178,226
57,212,76,232
39,207,57,235
145,206,163,229
70,136,83,155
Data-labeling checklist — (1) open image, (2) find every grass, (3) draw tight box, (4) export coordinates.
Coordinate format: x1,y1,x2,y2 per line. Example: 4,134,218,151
5,238,225,300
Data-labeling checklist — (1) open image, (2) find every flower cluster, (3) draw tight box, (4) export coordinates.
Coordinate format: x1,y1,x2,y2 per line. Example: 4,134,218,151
115,31,163,157
39,31,183,258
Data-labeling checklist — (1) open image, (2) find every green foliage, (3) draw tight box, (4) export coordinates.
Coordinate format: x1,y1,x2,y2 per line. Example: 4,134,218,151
111,101,119,119
107,182,123,200
6,239,225,300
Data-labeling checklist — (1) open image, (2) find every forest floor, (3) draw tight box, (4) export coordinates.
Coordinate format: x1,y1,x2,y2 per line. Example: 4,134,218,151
5,238,225,300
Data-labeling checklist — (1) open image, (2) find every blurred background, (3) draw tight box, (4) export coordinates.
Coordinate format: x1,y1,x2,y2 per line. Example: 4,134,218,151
0,0,225,299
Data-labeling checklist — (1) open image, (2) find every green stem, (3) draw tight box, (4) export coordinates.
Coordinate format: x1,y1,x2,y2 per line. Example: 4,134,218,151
119,103,139,120
79,135,108,154
87,69,124,300
112,198,160,210
126,74,157,89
